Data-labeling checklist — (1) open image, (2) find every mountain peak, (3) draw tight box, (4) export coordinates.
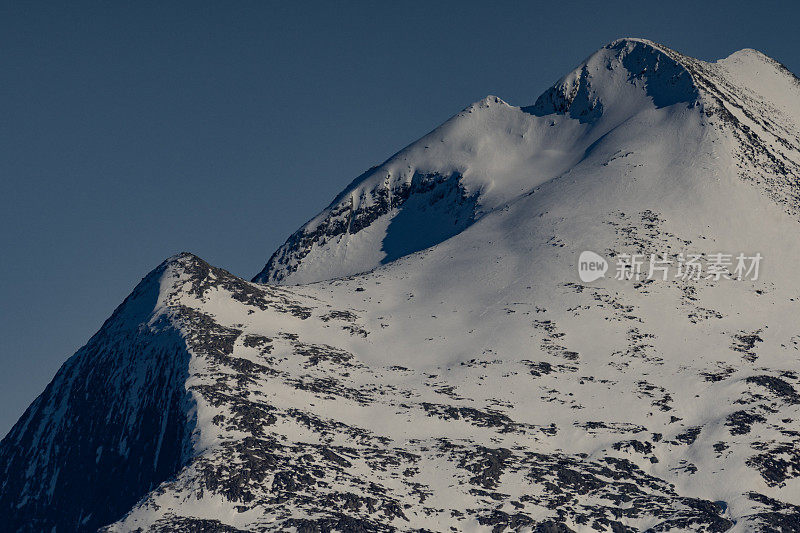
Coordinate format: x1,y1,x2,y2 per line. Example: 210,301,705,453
161,251,208,273
720,47,774,64
607,36,670,51
468,94,510,109
524,37,699,121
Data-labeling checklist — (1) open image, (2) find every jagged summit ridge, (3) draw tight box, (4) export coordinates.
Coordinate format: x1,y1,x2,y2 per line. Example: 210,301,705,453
524,38,700,122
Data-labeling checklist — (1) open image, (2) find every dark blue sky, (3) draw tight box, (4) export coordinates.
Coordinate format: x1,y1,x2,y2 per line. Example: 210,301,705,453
2,0,798,436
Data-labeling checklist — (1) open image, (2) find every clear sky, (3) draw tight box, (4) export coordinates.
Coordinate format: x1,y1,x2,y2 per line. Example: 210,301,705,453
1,0,798,437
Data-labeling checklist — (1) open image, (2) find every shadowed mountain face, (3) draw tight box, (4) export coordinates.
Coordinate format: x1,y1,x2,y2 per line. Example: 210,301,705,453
0,261,194,532
379,172,478,264
3,39,800,532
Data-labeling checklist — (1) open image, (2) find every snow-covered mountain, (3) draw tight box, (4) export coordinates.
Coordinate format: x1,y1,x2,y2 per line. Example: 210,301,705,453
254,38,800,286
3,38,800,532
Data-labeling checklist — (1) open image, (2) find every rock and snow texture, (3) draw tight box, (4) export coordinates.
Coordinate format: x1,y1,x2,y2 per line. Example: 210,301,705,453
2,38,800,532
254,38,800,286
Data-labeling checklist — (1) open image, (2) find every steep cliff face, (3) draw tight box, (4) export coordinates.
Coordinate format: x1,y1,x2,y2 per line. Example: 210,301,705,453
3,39,800,532
0,258,195,532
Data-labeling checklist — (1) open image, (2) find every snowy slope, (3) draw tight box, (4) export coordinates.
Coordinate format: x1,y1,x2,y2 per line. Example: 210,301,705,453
255,38,800,286
2,38,800,532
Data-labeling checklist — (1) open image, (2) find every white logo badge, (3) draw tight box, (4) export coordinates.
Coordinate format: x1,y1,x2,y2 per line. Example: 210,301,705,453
578,251,608,282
